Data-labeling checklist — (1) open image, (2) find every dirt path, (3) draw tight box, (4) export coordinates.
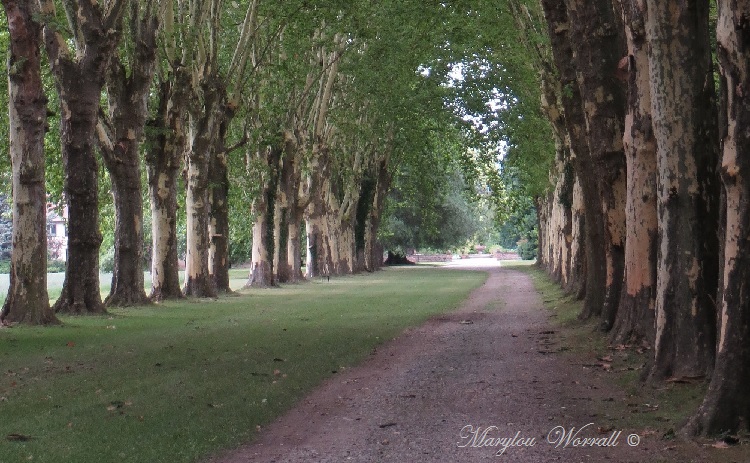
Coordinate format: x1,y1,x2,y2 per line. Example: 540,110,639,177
207,261,686,462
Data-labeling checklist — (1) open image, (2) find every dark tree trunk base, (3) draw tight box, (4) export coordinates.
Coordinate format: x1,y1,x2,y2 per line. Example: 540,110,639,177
384,252,414,266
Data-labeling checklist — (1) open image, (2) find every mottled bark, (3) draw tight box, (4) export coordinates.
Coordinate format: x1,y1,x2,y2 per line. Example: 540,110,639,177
247,146,282,288
611,0,658,345
565,0,627,331
541,0,607,319
277,132,306,283
646,0,720,381
183,81,222,298
208,114,233,293
98,2,158,307
41,0,127,315
685,0,750,436
146,77,185,301
0,0,58,325
305,154,334,278
565,176,586,299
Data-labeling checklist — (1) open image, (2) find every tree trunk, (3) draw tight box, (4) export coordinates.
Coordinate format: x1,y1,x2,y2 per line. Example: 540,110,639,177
52,85,105,315
286,207,305,282
209,116,232,293
98,8,157,307
565,0,627,331
365,155,391,272
183,82,222,298
305,154,334,278
610,0,658,345
565,175,586,299
41,0,126,315
273,197,291,283
248,202,274,287
646,0,720,381
105,167,148,307
684,0,750,436
246,147,281,287
0,0,58,325
147,78,184,301
541,0,607,320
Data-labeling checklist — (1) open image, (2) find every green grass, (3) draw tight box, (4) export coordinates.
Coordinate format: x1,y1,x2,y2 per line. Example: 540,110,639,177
0,267,486,463
0,268,253,305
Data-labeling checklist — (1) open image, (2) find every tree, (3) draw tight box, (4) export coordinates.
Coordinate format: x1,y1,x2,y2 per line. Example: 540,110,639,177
609,0,658,345
146,0,187,302
40,0,127,315
0,0,57,325
96,0,159,306
685,0,750,436
645,0,720,381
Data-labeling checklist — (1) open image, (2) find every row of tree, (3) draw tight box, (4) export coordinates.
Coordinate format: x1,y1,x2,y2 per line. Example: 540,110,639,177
0,2,514,325
524,0,749,436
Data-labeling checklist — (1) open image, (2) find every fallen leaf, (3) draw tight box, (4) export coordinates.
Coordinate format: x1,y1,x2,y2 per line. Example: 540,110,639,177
273,369,282,376
598,355,614,362
66,341,75,348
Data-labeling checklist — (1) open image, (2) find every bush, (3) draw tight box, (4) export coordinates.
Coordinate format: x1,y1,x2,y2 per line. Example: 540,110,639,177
47,260,66,273
517,239,537,260
0,259,66,273
100,248,115,273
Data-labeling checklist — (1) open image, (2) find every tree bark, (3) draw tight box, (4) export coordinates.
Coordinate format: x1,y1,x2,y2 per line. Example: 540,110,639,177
305,154,334,278
646,0,720,381
564,0,627,331
541,0,607,320
146,77,185,301
183,80,222,298
365,154,391,272
208,114,233,293
41,0,127,315
0,0,58,325
247,146,282,287
98,2,158,307
610,0,658,345
684,0,750,436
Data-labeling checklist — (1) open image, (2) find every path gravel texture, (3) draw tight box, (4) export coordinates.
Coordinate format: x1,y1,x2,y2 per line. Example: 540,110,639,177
208,259,690,462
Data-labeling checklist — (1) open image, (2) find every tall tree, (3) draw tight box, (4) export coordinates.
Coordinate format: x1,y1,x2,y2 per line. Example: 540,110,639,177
96,0,159,306
146,0,186,302
40,0,127,314
645,0,720,380
610,0,658,344
685,0,750,436
0,0,57,325
564,0,627,330
541,0,606,320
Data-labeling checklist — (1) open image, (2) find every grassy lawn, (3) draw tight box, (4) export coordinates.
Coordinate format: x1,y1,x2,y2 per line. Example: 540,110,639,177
0,267,485,463
0,269,253,305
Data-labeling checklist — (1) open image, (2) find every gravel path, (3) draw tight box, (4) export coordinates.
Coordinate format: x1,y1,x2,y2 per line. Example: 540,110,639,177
207,261,685,462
